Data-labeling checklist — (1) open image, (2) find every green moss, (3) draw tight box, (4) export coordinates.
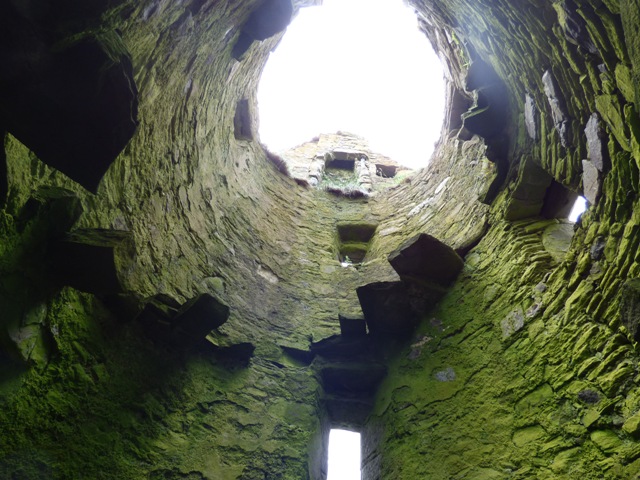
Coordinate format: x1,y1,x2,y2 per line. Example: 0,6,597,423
595,94,631,151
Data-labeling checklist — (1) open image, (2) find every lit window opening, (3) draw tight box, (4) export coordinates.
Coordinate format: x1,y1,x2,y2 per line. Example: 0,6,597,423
257,0,445,170
327,429,361,480
568,196,587,222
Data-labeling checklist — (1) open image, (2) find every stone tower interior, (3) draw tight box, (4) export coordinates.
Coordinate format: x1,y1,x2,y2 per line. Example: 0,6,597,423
2,0,640,478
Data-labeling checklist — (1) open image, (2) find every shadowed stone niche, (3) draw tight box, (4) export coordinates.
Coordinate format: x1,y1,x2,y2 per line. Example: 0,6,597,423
234,99,254,140
336,222,378,265
0,4,139,192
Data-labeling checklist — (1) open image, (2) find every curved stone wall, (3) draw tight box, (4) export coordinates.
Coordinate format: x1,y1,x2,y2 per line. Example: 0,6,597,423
1,0,640,478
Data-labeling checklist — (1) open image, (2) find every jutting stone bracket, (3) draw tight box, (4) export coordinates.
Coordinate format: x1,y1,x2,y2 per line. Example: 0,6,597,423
358,233,464,336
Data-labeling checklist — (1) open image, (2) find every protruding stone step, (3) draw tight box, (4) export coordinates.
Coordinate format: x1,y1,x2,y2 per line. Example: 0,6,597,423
357,281,445,336
136,294,181,344
137,293,230,348
280,345,315,365
171,294,230,346
388,233,464,285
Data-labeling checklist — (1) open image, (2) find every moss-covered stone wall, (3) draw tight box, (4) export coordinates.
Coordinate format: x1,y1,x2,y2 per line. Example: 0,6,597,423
364,0,640,478
2,0,640,478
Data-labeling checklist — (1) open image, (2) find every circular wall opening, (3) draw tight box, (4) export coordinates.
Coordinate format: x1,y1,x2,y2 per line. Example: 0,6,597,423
257,0,446,169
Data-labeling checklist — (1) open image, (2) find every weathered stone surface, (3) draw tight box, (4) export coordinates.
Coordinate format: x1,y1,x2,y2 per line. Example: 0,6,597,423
542,222,574,263
623,411,640,437
501,308,525,339
585,113,609,172
591,430,622,453
621,0,640,108
582,159,601,205
505,156,553,220
590,236,606,260
171,293,230,345
3,0,640,478
556,0,599,54
542,70,570,148
388,233,464,285
524,94,539,140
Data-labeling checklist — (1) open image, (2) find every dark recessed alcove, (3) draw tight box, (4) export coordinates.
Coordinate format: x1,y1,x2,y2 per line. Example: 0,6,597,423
375,164,397,178
326,158,355,171
336,222,378,264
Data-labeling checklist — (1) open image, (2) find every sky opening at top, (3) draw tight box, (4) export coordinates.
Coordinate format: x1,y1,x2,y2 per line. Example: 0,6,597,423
258,0,446,169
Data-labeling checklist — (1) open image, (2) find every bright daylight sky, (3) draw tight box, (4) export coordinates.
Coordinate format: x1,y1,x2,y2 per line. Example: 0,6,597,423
327,429,361,480
257,0,445,169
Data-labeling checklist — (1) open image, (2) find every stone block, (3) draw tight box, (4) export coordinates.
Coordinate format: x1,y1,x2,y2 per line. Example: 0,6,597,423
388,233,464,285
357,281,445,336
623,411,640,437
171,293,230,346
512,425,546,447
542,70,570,148
585,113,609,172
501,308,525,339
582,159,601,205
524,94,539,140
590,430,622,453
542,223,575,263
280,345,315,365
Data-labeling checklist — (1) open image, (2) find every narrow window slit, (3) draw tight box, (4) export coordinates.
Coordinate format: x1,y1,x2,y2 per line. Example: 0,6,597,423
327,429,361,480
